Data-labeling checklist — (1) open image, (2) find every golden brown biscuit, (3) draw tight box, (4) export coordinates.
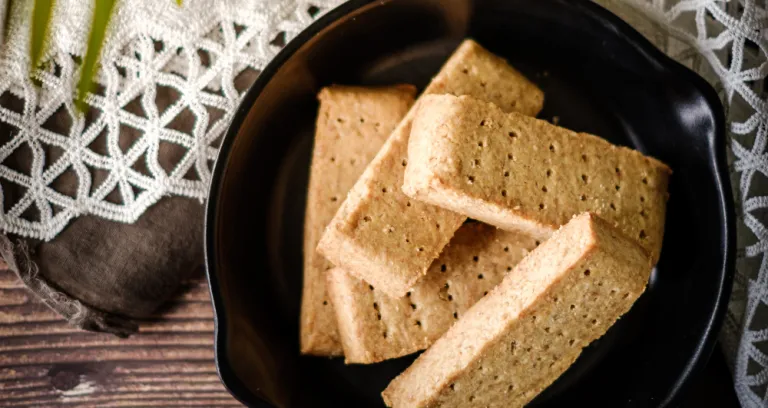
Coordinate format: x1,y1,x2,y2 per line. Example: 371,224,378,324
382,213,652,408
301,84,416,356
404,94,670,263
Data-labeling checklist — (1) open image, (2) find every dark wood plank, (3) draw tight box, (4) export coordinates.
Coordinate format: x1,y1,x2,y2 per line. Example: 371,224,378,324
0,267,242,407
0,263,741,407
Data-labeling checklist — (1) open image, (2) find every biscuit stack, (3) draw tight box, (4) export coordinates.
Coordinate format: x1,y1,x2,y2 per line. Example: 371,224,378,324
301,39,670,407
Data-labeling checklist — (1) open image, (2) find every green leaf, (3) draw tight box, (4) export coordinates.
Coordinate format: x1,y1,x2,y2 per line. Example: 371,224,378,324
75,0,117,113
2,0,15,47
31,0,55,70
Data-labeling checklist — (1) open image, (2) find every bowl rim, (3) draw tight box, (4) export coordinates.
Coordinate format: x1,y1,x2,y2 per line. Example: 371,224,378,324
204,0,735,406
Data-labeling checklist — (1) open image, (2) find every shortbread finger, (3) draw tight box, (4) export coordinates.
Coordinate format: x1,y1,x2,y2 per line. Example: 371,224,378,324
404,94,670,263
382,213,651,408
326,222,537,364
317,39,544,297
301,84,416,356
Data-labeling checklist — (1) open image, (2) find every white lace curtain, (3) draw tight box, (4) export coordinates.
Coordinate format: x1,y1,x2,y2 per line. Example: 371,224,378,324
0,0,765,406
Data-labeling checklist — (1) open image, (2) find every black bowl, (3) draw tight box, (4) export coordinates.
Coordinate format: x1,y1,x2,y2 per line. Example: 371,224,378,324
204,0,735,406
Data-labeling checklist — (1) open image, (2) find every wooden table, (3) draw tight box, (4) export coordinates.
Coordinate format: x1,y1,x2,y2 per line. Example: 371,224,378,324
0,267,239,407
0,267,740,407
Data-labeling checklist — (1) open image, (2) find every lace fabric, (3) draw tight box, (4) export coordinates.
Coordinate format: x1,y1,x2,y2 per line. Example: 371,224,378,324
0,0,344,240
0,0,764,405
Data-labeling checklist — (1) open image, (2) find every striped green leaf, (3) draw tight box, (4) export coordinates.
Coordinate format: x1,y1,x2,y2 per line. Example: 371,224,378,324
75,0,117,112
31,0,55,70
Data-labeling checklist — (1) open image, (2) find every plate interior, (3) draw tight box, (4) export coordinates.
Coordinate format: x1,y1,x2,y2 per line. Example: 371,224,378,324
207,1,731,407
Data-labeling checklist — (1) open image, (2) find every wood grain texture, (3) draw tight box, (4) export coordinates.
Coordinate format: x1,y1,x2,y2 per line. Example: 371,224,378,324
0,262,741,407
0,266,241,407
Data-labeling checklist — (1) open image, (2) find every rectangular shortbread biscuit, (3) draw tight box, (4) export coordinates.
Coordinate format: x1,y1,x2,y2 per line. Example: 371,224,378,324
301,85,416,356
404,94,671,264
317,40,544,297
326,222,538,364
382,213,652,408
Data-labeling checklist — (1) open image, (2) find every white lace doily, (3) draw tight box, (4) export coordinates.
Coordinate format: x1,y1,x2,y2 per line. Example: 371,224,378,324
0,0,765,405
0,0,343,241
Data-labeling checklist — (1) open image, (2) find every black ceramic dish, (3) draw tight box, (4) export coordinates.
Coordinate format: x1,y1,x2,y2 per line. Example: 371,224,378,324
204,0,735,406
